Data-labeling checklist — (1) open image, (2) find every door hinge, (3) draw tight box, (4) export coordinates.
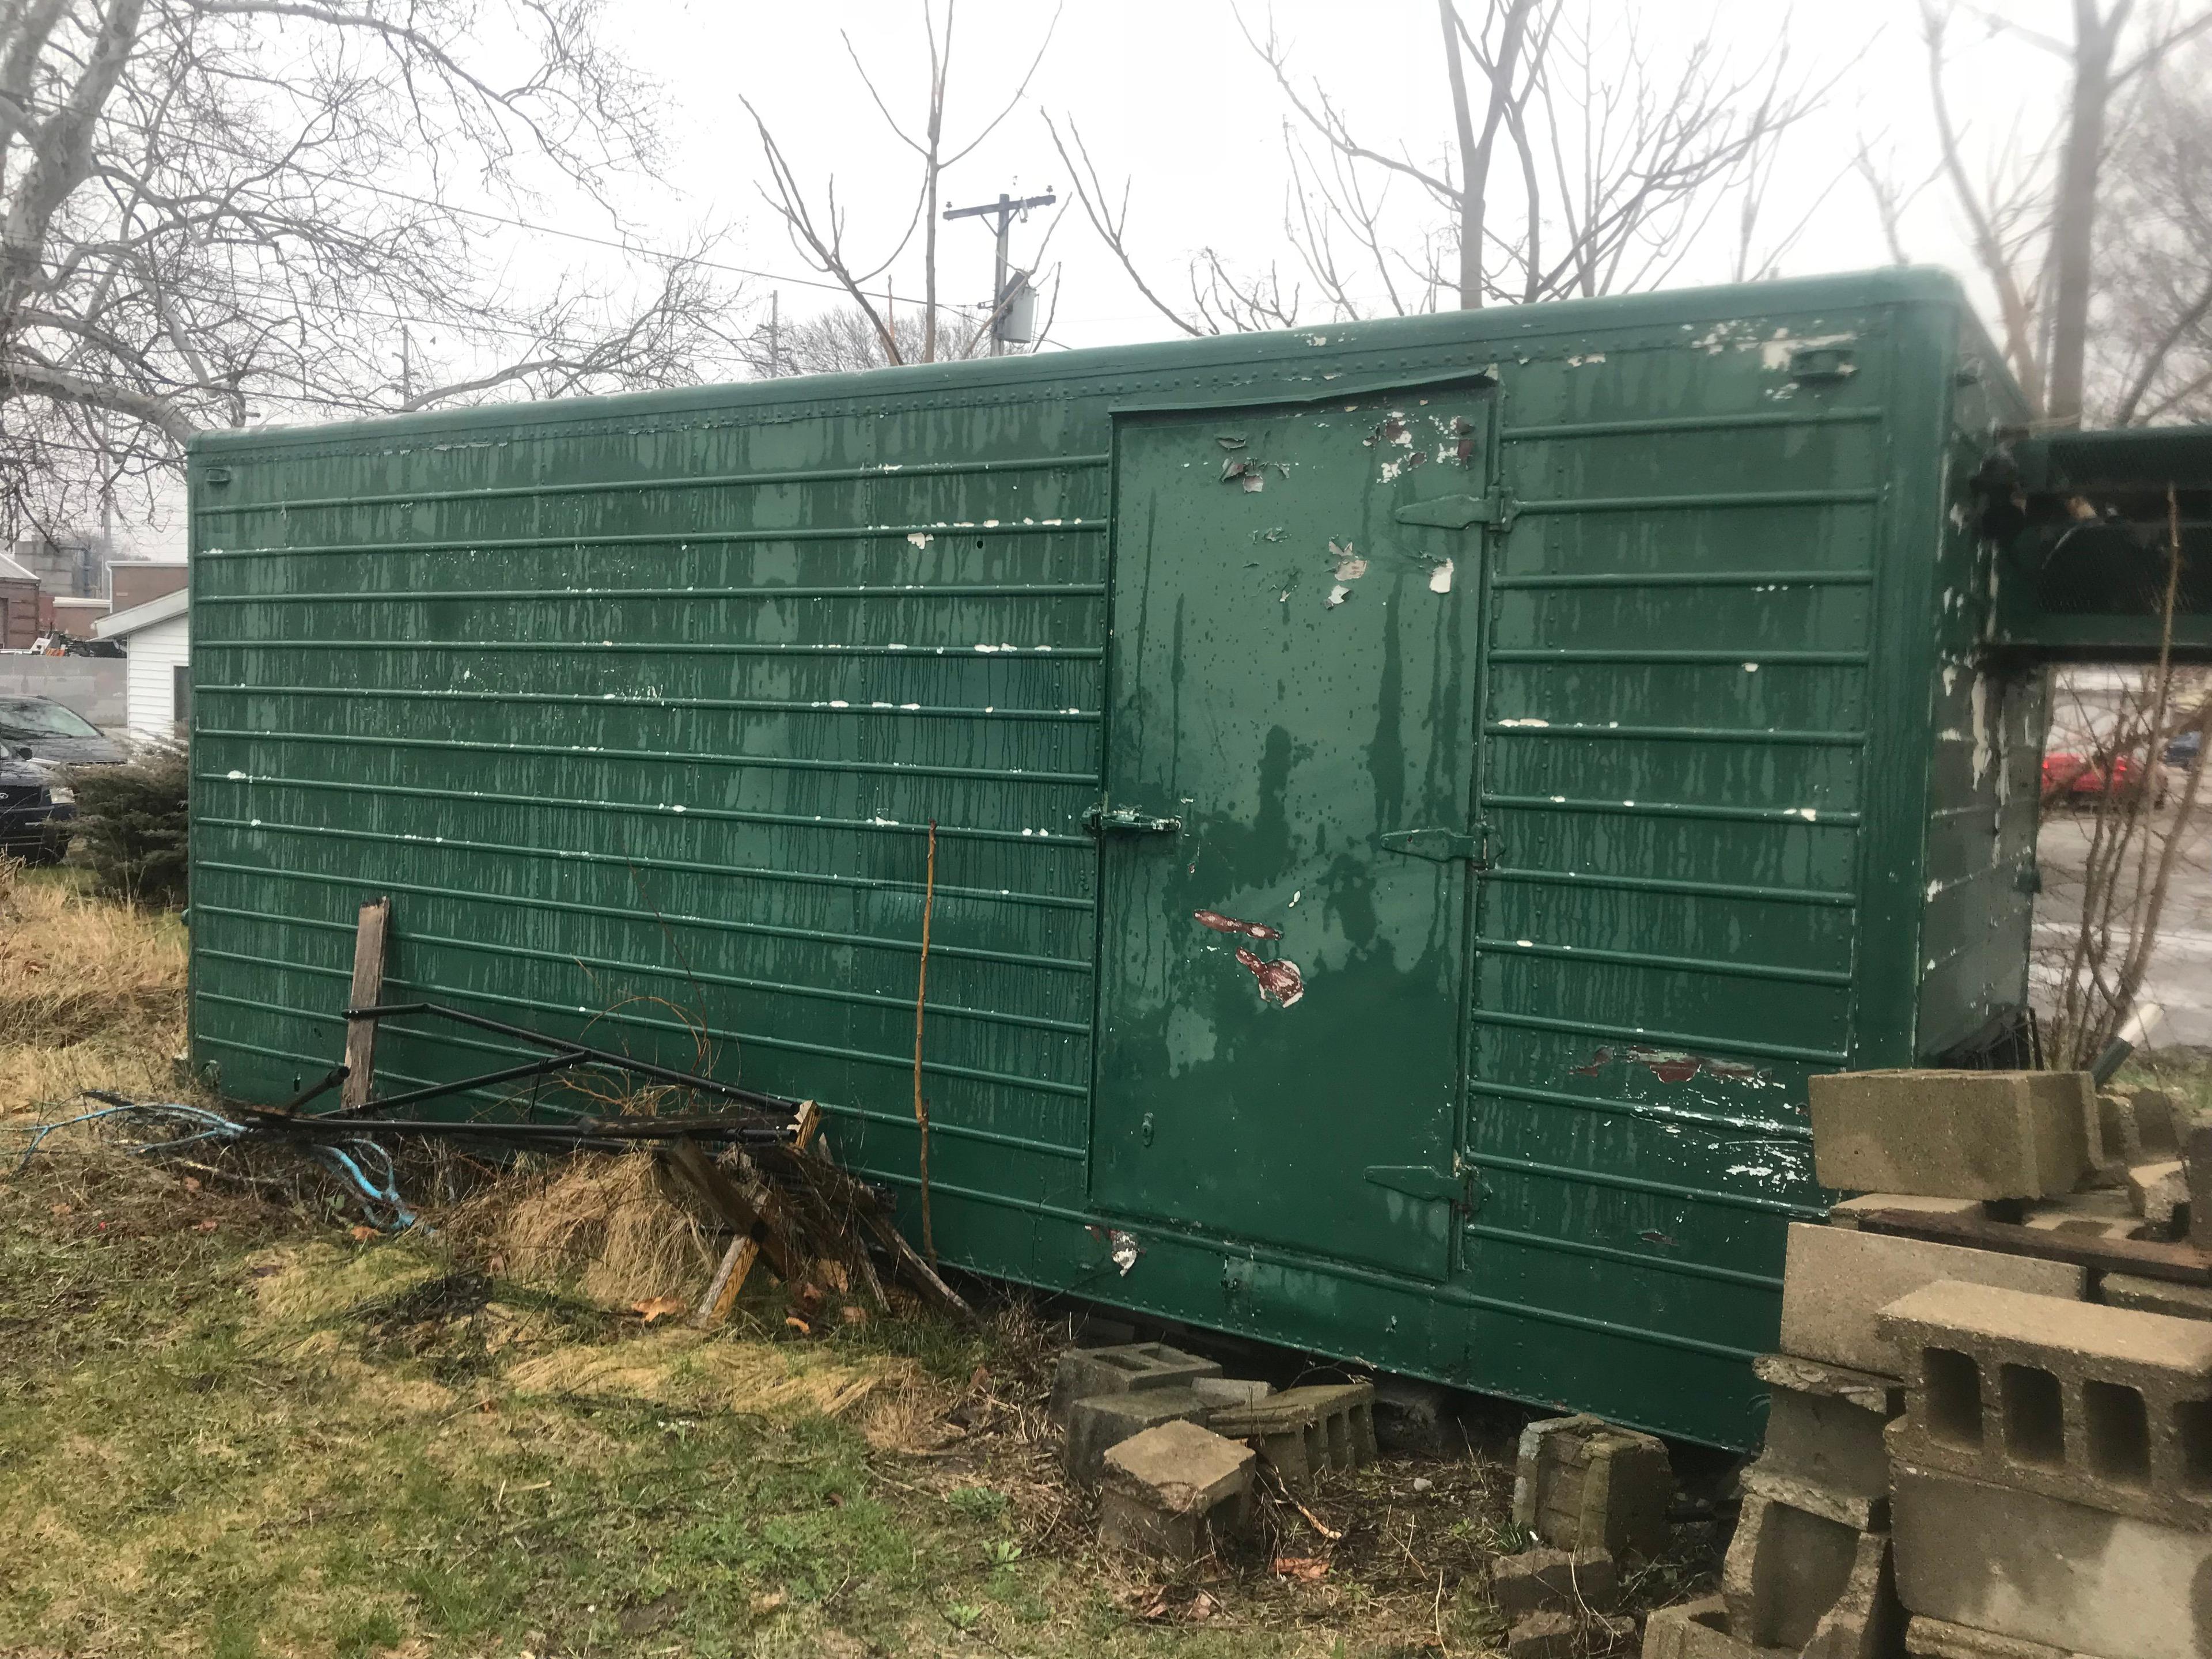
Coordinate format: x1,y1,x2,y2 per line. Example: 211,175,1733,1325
1363,1165,1471,1208
1393,485,1515,531
1083,803,1183,836
1380,827,1483,865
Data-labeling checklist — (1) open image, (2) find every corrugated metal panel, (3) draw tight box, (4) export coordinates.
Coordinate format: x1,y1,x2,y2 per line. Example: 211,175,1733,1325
1459,313,1893,1411
191,414,1108,1186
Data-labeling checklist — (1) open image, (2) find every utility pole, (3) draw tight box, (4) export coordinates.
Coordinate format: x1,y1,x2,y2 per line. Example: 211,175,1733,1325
766,291,781,377
944,188,1055,355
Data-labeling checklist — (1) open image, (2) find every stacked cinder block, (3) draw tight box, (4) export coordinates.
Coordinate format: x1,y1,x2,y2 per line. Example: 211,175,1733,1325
1051,1339,1378,1558
1646,1069,2099,1659
1878,1282,2212,1659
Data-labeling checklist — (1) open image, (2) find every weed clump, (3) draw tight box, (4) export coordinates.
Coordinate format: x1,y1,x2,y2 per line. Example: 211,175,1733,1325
446,1149,720,1309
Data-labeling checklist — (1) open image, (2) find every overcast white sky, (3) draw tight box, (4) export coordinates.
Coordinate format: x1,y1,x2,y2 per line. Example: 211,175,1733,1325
609,0,2077,350
123,0,2085,559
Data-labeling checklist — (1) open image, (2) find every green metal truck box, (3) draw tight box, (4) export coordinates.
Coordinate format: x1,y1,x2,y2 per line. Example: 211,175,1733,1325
185,267,2204,1448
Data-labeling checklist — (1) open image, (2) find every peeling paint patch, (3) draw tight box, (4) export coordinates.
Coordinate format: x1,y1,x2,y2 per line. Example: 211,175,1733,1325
1234,947,1305,1007
1325,584,1353,608
1086,1225,1144,1275
1568,1045,1774,1086
1328,539,1367,582
1497,717,1548,728
1428,558,1455,594
1194,908,1282,941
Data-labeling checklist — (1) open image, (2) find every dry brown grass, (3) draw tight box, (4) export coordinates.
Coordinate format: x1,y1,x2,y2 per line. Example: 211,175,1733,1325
444,1147,722,1308
0,864,185,1115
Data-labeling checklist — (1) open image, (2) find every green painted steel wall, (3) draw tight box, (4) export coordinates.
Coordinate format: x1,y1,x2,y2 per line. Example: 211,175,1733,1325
188,268,2018,1448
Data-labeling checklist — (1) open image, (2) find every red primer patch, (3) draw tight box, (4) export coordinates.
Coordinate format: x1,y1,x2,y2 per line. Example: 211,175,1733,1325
1234,947,1305,1007
1194,908,1282,941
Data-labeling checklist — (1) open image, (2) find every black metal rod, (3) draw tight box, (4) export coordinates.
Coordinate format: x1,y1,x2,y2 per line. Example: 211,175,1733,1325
272,1065,349,1116
343,1001,800,1112
334,1051,590,1118
270,1115,790,1146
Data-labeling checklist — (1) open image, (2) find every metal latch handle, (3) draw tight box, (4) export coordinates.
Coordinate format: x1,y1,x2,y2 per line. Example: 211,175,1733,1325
1084,804,1183,837
1379,827,1484,866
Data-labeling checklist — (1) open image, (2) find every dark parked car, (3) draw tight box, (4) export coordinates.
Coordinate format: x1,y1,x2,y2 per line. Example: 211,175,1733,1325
0,696,124,766
2166,728,2203,770
0,752,69,864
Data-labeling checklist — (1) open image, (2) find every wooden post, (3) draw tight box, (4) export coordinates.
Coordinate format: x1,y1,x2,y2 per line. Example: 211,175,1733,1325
339,897,391,1113
695,1101,818,1327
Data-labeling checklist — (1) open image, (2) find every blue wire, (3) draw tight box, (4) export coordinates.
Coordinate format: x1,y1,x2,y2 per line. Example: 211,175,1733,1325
14,1098,419,1232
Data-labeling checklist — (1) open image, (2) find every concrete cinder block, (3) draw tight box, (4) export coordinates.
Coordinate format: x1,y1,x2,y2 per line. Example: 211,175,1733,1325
1827,1194,1987,1232
1512,1414,1673,1559
1892,1461,2211,1659
1097,1419,1253,1561
1779,1223,2086,1375
1491,1547,1618,1615
1205,1381,1375,1487
1750,1353,1904,1524
2126,1161,2187,1229
1808,1070,2094,1199
1878,1279,2212,1529
1722,1485,1902,1658
2020,1190,2142,1241
1641,1598,1753,1659
1062,1387,1212,1485
2189,1123,2212,1249
2098,1088,2181,1167
1047,1340,1221,1423
1506,1611,1581,1659
2099,1271,2212,1322
1189,1375,1271,1409
1905,1615,2104,1659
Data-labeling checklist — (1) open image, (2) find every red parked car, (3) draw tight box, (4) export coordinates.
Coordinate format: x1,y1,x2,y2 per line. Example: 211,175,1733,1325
2041,752,2168,806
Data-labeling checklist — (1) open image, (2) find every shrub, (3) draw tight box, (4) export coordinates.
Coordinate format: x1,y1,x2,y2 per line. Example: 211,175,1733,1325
70,744,190,907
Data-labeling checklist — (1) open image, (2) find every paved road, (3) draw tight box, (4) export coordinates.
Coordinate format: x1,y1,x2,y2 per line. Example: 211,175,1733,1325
2032,797,2212,1050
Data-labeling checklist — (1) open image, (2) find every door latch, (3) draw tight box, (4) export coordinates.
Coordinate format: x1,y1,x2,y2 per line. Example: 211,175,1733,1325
1380,827,1483,865
1363,1164,1472,1209
1083,803,1183,836
1393,485,1515,531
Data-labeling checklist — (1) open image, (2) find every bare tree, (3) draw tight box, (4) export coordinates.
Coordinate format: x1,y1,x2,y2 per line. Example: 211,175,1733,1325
2100,41,2212,425
744,0,1060,367
741,304,988,378
0,1,745,535
1919,0,2212,425
1055,0,1821,333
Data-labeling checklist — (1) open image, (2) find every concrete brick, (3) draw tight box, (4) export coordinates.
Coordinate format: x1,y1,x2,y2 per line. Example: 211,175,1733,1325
2099,1271,2212,1321
1779,1224,2086,1375
1205,1382,1375,1487
1827,1195,1987,1232
2126,1161,2186,1229
2098,1088,2181,1166
1892,1461,2211,1659
1506,1611,1581,1659
1491,1547,1617,1615
1905,1616,2103,1659
2020,1190,2142,1241
1189,1376,1271,1409
1723,1486,1902,1657
1047,1340,1221,1423
1808,1070,2094,1199
1098,1419,1253,1561
1512,1414,1673,1559
1750,1354,1903,1523
1062,1387,1211,1485
1641,1598,1757,1659
1878,1279,2212,1529
2190,1124,2212,1249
